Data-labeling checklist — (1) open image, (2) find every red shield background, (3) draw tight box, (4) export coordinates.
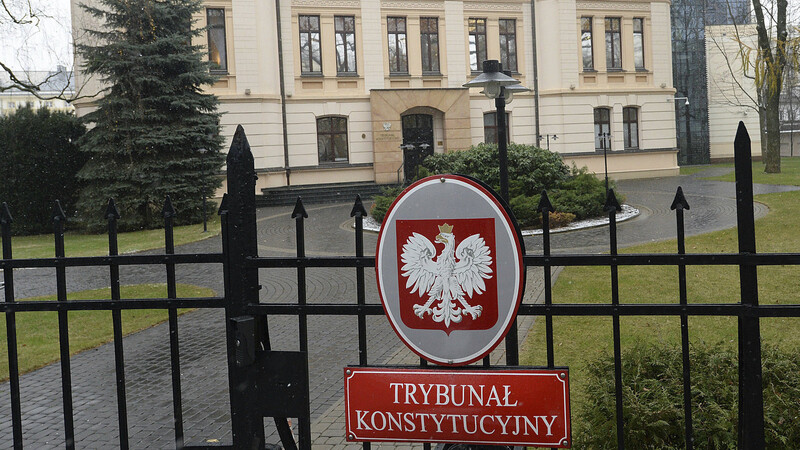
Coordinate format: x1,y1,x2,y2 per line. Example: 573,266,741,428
395,218,498,334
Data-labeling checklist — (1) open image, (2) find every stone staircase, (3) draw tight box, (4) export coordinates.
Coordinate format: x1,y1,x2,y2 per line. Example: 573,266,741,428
257,181,396,207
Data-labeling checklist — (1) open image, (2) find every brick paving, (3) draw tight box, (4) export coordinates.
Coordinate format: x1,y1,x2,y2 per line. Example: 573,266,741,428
1,170,798,448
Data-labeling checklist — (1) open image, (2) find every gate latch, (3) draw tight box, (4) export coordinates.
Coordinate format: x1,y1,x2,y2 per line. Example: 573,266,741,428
231,316,255,367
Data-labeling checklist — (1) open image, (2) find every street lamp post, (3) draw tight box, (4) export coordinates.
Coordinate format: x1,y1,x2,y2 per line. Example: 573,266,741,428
198,148,209,232
463,60,526,201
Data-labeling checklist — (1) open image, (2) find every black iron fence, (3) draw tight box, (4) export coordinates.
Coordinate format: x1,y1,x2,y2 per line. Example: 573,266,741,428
1,122,798,449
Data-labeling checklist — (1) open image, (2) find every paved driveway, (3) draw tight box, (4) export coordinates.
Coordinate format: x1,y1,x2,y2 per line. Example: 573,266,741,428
1,169,797,448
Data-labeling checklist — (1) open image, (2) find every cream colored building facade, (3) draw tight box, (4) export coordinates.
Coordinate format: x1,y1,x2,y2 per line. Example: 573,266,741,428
705,24,762,160
71,0,680,193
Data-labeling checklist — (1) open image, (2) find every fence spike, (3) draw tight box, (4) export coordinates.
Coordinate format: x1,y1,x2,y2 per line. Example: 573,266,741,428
604,189,621,213
670,186,691,211
162,195,177,219
537,190,554,213
350,194,367,218
52,200,66,222
735,121,750,149
291,197,308,219
217,193,229,215
0,202,13,224
105,198,121,221
227,125,253,167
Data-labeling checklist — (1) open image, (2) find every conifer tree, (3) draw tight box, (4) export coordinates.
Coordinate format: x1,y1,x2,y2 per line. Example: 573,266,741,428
77,0,224,230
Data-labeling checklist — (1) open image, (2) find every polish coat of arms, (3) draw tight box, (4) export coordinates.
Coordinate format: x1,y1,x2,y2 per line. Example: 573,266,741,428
396,218,497,332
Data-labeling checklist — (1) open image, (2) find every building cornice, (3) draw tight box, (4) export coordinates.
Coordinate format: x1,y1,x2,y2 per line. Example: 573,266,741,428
576,1,652,12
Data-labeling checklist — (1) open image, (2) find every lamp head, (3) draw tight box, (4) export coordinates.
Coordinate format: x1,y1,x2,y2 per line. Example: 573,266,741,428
462,60,521,99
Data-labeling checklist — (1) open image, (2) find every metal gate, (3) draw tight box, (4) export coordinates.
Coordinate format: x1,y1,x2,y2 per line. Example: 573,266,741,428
2,123,798,449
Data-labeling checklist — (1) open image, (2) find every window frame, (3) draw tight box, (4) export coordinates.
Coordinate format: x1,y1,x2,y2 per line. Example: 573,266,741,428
468,18,488,72
206,8,228,74
633,18,645,70
483,111,511,145
581,16,594,71
387,16,409,75
605,17,622,70
316,116,349,163
623,106,639,149
334,16,357,75
594,107,612,151
299,14,322,76
499,18,518,73
420,17,440,75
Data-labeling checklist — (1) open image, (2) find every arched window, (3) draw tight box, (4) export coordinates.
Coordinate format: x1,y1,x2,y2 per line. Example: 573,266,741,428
594,107,611,150
317,116,349,163
623,107,639,149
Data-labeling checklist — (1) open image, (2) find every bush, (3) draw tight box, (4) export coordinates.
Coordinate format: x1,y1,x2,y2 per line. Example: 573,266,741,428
0,106,87,235
579,343,800,449
370,186,404,223
550,166,614,221
419,143,570,197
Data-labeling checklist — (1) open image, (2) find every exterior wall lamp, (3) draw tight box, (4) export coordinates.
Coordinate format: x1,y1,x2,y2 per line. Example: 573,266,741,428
669,97,690,106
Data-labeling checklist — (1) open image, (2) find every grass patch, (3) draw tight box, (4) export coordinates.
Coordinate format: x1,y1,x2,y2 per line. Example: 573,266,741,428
521,190,800,444
703,157,800,186
1,215,220,260
0,283,213,381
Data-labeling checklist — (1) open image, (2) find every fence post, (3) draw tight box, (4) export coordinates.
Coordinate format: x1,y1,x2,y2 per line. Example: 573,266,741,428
224,125,267,449
733,122,764,449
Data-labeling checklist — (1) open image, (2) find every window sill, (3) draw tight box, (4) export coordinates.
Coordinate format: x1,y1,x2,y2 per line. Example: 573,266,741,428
422,72,443,77
337,72,359,77
300,72,324,78
582,68,597,73
635,68,649,73
607,68,624,72
210,70,229,76
389,72,411,77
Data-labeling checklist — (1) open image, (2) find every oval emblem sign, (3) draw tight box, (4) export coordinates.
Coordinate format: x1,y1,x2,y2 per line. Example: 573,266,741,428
376,175,524,366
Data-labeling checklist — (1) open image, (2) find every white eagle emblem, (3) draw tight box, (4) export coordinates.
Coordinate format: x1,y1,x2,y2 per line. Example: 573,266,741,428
400,223,493,327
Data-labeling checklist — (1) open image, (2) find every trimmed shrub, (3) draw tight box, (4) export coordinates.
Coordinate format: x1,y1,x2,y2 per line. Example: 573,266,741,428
0,106,87,235
370,186,404,223
550,167,612,220
578,343,800,449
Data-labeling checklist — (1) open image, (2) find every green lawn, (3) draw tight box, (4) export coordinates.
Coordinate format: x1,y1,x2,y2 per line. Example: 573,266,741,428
0,283,213,381
1,215,220,260
702,157,800,185
521,189,800,443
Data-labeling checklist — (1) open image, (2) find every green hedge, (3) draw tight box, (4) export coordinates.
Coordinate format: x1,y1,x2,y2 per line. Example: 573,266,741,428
0,106,87,235
371,143,618,228
578,343,800,449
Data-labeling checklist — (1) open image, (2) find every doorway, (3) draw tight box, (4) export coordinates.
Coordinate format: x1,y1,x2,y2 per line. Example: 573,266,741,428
401,114,434,182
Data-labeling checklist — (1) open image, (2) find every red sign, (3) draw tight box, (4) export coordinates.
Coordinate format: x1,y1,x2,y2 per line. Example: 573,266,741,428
344,367,571,447
395,218,498,334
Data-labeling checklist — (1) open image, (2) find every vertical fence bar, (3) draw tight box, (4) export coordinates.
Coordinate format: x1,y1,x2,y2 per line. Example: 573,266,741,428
162,196,185,449
224,126,267,449
351,195,371,450
1,203,23,450
52,200,75,449
106,199,129,449
538,192,555,368
292,198,312,449
604,190,624,450
671,188,693,450
733,122,765,449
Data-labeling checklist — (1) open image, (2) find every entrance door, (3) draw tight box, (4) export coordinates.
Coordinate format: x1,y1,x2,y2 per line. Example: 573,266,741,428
401,114,434,182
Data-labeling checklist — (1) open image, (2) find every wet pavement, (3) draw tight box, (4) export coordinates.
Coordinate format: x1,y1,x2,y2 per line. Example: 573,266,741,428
1,168,798,448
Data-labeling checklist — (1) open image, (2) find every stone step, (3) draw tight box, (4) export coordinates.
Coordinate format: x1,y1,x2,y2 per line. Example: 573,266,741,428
257,182,397,207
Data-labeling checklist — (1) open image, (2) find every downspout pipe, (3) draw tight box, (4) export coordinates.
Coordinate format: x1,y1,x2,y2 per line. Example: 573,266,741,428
531,0,541,148
275,0,291,185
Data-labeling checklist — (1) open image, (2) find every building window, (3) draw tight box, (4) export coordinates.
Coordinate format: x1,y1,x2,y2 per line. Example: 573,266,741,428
594,107,611,150
483,112,511,144
605,17,621,70
335,16,357,74
387,17,408,74
633,18,645,70
317,116,348,163
420,17,440,74
469,18,487,72
299,15,322,75
207,8,227,72
623,107,639,149
581,17,594,70
499,19,517,72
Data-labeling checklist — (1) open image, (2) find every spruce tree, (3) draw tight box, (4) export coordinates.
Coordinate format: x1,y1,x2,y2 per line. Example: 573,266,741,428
77,0,224,231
